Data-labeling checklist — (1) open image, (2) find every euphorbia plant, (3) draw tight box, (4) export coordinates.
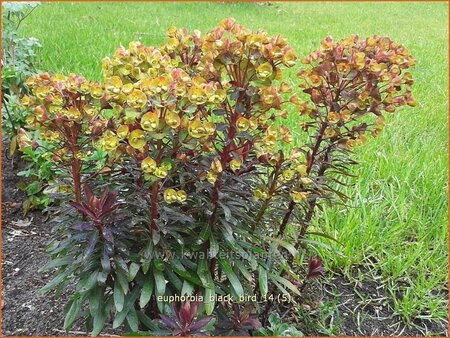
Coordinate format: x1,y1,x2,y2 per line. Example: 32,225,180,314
22,18,415,336
94,17,304,323
279,34,416,243
20,73,108,203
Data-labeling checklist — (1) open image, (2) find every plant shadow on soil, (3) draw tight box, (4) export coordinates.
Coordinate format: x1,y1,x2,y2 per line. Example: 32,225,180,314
1,140,448,336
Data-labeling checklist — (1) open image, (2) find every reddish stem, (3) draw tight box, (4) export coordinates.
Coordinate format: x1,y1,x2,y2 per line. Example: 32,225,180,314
149,140,165,232
253,162,282,230
72,157,82,203
68,124,82,203
278,121,328,236
150,182,159,231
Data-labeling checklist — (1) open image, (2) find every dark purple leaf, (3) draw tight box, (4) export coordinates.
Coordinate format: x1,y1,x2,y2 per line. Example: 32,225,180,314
307,256,326,279
99,188,110,210
84,184,94,204
83,233,98,259
72,222,94,231
103,227,114,244
71,222,94,231
101,248,110,274
70,201,97,220
240,304,253,320
188,316,213,333
100,203,118,218
242,317,262,329
159,315,180,330
172,303,182,324
179,301,194,325
70,201,86,213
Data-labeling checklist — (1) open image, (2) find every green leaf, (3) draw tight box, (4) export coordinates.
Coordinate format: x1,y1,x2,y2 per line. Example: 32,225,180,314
165,267,183,291
128,262,140,282
171,259,203,286
64,297,82,331
141,242,153,274
80,271,99,293
113,310,128,329
305,232,344,246
218,258,243,298
39,255,73,272
116,269,129,295
269,273,300,296
89,286,104,317
234,260,252,282
204,286,215,315
265,236,297,257
301,238,344,256
199,224,210,242
258,265,268,297
137,311,160,331
126,309,139,332
219,202,231,221
39,268,73,294
114,279,125,312
22,198,32,215
92,309,107,336
154,269,166,313
197,258,211,288
209,234,219,258
197,258,215,315
153,258,165,272
26,180,42,195
9,135,17,157
153,269,166,297
181,280,194,296
113,287,140,329
271,279,289,298
139,276,154,309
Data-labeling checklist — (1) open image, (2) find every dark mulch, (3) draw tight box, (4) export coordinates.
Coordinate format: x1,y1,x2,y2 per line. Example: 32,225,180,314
1,139,448,336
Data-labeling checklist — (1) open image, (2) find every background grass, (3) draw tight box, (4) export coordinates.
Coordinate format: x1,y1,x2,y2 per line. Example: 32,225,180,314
19,1,448,330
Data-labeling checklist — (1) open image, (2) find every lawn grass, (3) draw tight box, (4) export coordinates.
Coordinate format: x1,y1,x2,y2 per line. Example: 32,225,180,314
19,1,448,330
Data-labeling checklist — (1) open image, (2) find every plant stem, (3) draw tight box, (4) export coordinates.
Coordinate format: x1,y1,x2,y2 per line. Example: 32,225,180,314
278,121,328,236
150,181,159,231
253,163,281,230
296,150,330,244
2,96,17,135
72,157,82,203
149,140,165,232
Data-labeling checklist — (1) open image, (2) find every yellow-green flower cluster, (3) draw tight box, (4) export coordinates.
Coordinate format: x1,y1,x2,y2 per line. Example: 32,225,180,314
298,34,416,147
164,188,187,204
141,157,172,180
96,17,301,196
20,72,107,163
19,19,415,214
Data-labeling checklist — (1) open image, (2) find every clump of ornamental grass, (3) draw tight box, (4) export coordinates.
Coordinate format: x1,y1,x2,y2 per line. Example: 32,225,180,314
19,18,415,336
